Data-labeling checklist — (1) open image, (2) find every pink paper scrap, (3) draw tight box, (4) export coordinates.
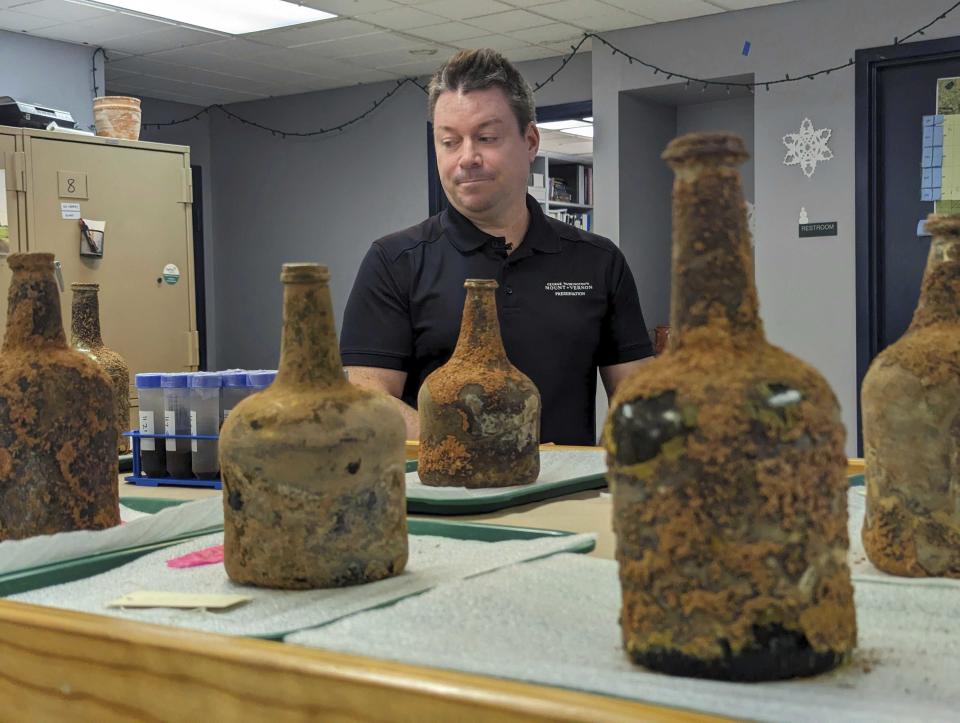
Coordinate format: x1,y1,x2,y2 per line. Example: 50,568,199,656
166,544,224,569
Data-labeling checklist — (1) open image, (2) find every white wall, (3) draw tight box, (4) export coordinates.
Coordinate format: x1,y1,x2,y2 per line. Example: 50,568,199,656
593,0,960,456
0,30,103,131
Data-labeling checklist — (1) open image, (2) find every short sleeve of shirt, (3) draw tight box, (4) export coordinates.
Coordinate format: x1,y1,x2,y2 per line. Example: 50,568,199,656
340,242,412,371
595,248,654,366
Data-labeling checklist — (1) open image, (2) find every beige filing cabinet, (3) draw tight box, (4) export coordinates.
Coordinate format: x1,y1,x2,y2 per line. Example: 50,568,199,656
0,126,199,427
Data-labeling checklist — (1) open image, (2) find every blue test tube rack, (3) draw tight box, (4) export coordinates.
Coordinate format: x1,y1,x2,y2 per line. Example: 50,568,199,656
124,430,222,490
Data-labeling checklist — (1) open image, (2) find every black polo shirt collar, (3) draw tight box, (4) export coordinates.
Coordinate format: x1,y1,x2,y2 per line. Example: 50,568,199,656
442,194,562,255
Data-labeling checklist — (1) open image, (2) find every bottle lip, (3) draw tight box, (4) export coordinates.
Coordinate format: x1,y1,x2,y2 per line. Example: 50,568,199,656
135,372,163,389
7,252,54,271
71,282,100,292
662,132,749,165
464,278,499,289
281,263,329,283
189,371,223,388
925,214,960,237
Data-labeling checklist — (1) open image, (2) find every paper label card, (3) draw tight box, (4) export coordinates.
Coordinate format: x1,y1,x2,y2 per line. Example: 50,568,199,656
107,591,251,610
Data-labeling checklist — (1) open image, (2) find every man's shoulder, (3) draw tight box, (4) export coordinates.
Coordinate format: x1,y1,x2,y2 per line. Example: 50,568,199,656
545,216,622,257
372,213,446,263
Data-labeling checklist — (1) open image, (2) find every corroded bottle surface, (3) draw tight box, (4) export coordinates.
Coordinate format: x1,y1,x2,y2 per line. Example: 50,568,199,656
219,263,408,589
862,214,960,577
0,253,119,540
604,133,856,681
418,279,540,487
71,282,131,453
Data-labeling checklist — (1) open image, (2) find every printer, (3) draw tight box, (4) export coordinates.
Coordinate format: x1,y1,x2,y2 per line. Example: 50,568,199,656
0,96,77,129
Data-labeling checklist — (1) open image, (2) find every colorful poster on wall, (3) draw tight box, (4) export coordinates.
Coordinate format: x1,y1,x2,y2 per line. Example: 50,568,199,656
936,78,960,214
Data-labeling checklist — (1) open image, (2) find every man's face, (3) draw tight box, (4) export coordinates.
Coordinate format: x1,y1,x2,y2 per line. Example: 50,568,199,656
433,87,540,221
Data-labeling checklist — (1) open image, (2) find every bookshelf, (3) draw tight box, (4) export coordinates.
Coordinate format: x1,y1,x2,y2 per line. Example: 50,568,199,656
528,152,594,232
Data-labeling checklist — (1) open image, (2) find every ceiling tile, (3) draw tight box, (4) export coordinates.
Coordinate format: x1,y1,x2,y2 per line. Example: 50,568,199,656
102,26,223,54
417,0,512,20
507,21,579,43
382,57,444,76
346,46,443,69
10,0,110,22
142,47,322,85
243,18,376,48
403,21,487,42
467,9,551,33
530,0,627,23
604,0,722,22
297,0,398,16
356,5,447,30
704,0,788,8
451,33,532,51
188,38,277,60
36,11,172,44
574,9,652,31
286,31,427,58
0,8,59,31
500,45,560,62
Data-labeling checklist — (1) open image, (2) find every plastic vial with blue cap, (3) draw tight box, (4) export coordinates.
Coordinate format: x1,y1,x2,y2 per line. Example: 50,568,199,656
161,373,193,479
135,373,166,477
220,370,251,426
247,370,277,393
189,372,222,480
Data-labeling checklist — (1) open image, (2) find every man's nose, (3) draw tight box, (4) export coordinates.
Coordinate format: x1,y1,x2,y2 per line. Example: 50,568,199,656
458,140,482,167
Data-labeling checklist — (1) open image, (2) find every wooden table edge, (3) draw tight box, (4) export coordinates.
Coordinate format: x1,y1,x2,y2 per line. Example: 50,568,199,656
0,599,722,722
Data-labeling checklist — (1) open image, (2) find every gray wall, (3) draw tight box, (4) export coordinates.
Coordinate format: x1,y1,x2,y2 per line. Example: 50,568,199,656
676,96,755,202
593,0,960,456
137,98,217,368
0,30,104,131
209,52,592,371
618,94,675,331
209,80,429,370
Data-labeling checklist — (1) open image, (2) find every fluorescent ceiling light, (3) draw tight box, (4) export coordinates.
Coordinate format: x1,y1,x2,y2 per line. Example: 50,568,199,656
537,119,590,130
84,0,336,35
582,116,593,122
562,126,594,138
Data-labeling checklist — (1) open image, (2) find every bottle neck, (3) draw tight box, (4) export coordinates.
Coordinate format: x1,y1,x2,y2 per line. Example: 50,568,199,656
3,263,67,351
909,235,960,329
668,161,763,348
451,285,509,366
275,277,346,388
71,288,104,348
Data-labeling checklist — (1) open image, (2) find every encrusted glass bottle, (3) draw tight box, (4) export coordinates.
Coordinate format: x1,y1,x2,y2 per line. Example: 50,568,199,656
861,214,960,577
418,279,540,487
0,253,120,540
219,263,408,589
70,282,131,453
604,133,856,681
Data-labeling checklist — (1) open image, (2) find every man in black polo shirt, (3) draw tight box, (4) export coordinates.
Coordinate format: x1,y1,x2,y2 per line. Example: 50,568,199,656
341,48,653,445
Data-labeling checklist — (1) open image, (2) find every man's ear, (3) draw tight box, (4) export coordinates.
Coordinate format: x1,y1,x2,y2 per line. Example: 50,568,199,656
525,121,540,161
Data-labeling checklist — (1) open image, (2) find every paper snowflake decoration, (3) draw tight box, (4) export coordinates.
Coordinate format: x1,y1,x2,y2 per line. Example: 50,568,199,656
783,118,833,178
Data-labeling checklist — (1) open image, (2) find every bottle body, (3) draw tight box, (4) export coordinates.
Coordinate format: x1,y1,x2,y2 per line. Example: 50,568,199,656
418,279,540,487
604,133,855,681
219,264,407,589
0,253,119,540
861,215,960,577
70,282,131,453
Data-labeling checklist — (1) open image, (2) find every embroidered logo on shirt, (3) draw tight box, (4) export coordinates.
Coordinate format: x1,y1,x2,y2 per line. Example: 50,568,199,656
545,281,593,297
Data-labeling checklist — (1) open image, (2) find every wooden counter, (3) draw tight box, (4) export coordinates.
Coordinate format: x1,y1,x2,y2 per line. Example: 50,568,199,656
2,448,864,720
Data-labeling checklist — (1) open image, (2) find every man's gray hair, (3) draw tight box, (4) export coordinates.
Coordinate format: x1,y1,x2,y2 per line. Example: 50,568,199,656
428,49,536,133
